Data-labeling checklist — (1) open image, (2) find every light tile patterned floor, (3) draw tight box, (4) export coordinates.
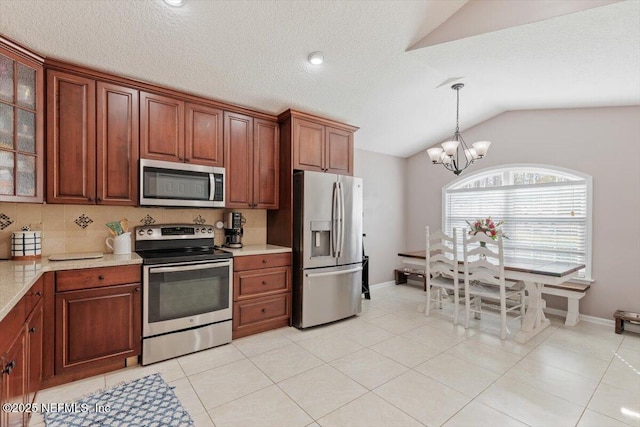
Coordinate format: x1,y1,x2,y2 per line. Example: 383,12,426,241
30,283,640,427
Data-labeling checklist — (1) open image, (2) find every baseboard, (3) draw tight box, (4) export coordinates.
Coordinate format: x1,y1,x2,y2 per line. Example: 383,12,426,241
544,307,615,327
370,281,395,290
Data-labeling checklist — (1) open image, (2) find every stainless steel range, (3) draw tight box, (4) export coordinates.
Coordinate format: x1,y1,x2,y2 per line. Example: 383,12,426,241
135,224,233,365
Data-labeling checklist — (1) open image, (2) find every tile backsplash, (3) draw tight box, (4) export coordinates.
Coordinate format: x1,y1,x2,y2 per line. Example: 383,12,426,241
0,203,266,259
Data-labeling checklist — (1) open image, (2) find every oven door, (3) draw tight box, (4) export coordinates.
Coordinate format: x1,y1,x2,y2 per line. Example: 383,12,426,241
143,259,232,337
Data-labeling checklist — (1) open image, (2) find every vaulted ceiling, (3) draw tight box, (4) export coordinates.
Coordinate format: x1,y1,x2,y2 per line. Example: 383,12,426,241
1,0,638,158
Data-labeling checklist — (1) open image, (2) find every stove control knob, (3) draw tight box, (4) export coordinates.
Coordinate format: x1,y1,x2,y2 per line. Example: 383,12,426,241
208,228,213,233
138,229,145,236
147,229,153,236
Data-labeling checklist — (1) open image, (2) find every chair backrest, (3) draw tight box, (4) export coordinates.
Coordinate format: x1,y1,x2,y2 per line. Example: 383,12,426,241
463,230,505,287
425,227,458,284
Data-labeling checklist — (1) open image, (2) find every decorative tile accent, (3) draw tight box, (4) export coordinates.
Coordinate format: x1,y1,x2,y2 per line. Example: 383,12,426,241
193,215,206,225
74,214,93,229
140,214,156,226
0,213,13,230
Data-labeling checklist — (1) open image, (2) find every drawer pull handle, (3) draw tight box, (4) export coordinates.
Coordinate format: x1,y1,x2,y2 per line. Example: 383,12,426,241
261,308,267,313
98,275,105,280
262,281,267,285
35,291,42,297
28,327,36,333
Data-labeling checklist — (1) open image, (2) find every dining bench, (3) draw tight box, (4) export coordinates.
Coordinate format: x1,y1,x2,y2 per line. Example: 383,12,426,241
541,282,590,326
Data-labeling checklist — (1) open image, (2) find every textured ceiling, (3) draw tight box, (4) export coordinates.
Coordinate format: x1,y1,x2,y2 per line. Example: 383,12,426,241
0,0,638,158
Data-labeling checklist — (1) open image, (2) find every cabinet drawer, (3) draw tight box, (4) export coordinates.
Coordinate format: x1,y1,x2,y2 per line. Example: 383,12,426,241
56,265,141,292
233,252,291,271
233,293,290,329
234,267,290,300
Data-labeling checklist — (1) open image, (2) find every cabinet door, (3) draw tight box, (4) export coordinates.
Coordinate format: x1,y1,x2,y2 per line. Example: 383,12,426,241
26,299,42,405
1,330,26,427
325,126,353,176
292,118,324,172
96,82,139,206
0,45,44,203
55,283,141,375
224,112,253,208
185,103,224,167
253,119,279,209
46,70,96,204
140,91,184,162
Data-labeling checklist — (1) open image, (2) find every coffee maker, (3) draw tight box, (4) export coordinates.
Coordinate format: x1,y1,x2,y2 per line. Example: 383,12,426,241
223,212,245,248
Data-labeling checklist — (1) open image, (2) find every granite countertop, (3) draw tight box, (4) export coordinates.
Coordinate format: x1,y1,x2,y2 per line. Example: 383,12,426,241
0,253,142,322
221,244,292,257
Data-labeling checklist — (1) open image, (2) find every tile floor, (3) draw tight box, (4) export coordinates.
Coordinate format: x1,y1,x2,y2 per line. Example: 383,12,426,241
30,283,640,427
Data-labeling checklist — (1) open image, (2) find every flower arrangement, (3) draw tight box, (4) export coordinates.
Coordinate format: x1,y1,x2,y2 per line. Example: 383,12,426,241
466,217,505,240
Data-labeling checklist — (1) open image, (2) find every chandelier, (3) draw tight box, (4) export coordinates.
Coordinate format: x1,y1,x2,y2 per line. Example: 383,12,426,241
426,83,490,175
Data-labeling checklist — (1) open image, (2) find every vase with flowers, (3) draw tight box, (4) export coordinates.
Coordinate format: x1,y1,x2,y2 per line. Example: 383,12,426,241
466,217,506,247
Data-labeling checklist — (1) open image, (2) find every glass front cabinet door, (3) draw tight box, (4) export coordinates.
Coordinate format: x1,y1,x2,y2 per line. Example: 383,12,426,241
0,36,44,202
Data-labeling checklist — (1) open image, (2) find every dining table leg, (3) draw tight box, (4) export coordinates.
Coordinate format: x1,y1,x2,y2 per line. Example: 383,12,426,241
515,280,550,344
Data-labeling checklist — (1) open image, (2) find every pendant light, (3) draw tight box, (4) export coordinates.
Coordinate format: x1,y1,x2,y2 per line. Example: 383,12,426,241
426,83,490,175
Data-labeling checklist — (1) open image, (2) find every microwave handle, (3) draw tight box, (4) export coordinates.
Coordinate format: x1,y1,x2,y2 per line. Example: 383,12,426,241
209,174,215,201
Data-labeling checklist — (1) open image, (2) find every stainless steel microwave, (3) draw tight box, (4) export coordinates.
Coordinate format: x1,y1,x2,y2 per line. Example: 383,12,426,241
139,159,225,208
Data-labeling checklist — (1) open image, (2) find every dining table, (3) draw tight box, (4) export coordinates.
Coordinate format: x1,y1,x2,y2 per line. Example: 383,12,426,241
397,250,585,344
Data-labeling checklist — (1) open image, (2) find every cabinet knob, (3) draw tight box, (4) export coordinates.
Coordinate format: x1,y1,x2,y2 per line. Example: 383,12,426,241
28,327,36,334
88,197,94,202
135,287,140,292
3,360,16,375
261,308,267,313
98,275,105,280
178,157,184,161
262,259,267,264
184,158,190,163
96,197,102,202
35,291,42,297
262,280,267,285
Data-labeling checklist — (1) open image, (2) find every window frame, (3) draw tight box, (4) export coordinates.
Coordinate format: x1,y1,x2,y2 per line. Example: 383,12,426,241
441,163,593,283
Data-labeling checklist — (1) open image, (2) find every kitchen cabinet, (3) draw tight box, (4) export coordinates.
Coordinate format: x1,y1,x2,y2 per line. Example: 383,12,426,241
267,110,357,248
54,266,141,377
140,94,225,167
232,253,291,338
47,70,139,205
0,36,44,203
291,114,355,176
0,278,44,427
225,112,279,209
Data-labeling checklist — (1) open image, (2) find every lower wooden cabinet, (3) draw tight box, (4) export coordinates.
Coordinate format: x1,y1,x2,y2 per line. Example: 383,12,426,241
54,281,141,376
0,279,44,427
232,253,292,338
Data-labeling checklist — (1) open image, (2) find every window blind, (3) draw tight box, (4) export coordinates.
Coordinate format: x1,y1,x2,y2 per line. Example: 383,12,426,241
444,179,589,279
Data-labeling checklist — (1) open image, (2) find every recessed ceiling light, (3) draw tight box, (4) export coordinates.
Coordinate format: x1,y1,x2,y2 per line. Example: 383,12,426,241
163,0,184,6
308,51,324,65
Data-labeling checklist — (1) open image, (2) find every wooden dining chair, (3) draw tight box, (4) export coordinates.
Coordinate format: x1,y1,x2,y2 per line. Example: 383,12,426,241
425,227,464,325
462,231,525,340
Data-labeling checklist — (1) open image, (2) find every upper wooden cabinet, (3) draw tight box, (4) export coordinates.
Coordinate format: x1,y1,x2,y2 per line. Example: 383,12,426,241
286,111,356,176
47,70,139,205
140,93,224,167
0,36,44,203
225,112,279,209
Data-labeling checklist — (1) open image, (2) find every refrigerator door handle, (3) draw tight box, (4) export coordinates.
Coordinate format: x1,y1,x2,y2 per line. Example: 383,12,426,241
331,182,338,257
338,182,345,257
305,266,363,278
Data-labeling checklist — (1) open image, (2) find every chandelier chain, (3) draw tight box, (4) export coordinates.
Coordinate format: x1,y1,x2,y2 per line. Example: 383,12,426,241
455,86,460,134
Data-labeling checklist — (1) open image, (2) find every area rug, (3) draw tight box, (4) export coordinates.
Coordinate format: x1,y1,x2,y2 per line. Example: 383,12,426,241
44,373,194,426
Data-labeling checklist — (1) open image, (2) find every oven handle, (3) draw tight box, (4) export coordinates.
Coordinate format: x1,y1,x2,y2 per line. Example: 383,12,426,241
149,261,230,274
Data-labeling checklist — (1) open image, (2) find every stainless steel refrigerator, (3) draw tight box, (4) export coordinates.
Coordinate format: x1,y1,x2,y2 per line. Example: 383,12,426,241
292,170,363,328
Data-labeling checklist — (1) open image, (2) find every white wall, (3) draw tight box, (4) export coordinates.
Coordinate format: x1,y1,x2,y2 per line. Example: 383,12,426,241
354,149,406,285
406,106,640,319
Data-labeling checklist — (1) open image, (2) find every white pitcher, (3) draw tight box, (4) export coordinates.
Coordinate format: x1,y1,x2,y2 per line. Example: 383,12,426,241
106,232,131,255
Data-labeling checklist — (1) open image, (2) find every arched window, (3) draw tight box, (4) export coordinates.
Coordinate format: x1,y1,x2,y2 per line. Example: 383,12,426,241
443,164,592,281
